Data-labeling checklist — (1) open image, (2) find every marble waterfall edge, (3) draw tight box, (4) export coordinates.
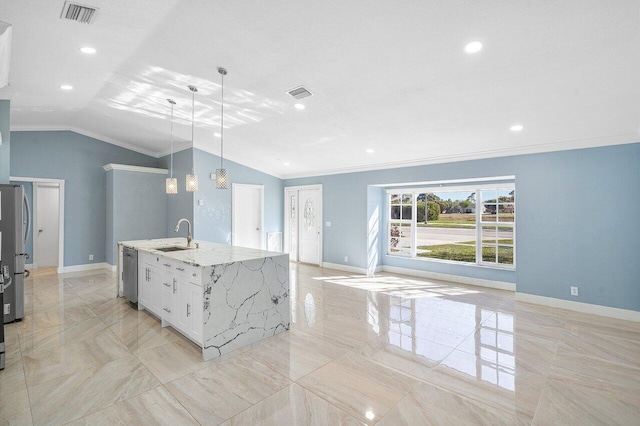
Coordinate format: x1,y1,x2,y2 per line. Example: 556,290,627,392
202,254,290,360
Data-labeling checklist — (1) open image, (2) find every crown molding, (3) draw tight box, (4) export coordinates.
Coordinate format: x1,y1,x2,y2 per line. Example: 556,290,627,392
281,133,640,180
0,85,16,100
103,163,168,174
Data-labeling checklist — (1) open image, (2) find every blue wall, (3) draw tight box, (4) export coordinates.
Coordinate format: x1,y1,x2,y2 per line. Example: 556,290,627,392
0,100,9,183
158,149,194,237
285,142,640,312
10,131,158,267
191,148,283,246
106,170,168,265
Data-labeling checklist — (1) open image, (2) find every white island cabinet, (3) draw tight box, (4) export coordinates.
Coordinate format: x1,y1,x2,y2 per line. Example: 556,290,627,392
118,238,289,361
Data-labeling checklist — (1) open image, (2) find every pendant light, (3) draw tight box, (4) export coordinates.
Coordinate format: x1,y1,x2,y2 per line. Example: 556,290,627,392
186,85,199,192
165,99,178,194
215,67,228,189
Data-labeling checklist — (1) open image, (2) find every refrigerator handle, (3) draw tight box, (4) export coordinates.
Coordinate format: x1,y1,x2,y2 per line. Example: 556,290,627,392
23,191,31,246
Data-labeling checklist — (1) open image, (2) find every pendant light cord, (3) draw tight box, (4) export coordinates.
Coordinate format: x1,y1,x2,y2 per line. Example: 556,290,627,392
170,102,174,178
220,71,224,169
191,88,195,174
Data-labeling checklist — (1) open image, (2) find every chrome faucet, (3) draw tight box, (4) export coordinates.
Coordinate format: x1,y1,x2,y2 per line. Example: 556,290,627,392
174,218,193,247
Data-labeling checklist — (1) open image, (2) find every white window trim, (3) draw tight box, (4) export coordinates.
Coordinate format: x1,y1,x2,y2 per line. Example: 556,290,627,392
386,184,516,270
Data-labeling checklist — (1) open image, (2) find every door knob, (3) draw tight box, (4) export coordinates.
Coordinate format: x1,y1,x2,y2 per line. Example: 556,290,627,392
38,229,43,234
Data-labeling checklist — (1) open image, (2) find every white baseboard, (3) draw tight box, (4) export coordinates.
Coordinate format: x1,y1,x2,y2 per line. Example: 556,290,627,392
381,265,516,291
515,292,640,322
58,262,113,274
25,263,34,270
321,262,382,275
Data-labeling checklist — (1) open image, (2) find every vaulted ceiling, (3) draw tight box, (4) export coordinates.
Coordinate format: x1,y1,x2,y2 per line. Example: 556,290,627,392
3,0,640,178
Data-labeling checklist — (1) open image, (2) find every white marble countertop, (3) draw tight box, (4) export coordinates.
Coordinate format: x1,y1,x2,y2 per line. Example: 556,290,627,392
118,237,287,267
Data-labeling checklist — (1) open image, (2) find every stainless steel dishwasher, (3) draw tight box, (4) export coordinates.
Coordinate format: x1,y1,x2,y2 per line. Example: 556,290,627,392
123,247,138,303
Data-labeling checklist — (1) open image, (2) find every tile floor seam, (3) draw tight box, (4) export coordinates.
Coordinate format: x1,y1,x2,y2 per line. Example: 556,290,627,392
162,360,293,425
17,306,110,350
158,383,205,426
291,382,372,425
19,346,36,426
296,350,422,424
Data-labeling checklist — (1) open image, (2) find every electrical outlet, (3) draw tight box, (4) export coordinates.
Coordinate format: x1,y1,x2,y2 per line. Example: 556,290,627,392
325,221,331,227
198,199,204,206
571,286,579,296
89,254,94,261
344,256,348,262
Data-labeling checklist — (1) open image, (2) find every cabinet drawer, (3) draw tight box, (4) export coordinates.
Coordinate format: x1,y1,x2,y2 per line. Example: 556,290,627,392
187,267,202,284
139,251,161,266
172,263,200,282
159,258,174,271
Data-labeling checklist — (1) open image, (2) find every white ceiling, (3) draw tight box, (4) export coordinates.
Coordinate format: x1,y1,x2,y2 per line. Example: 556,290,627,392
3,0,640,178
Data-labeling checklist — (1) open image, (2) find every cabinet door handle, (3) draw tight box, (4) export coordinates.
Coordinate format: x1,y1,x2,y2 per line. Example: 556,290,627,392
163,282,171,287
187,303,191,317
176,267,185,272
163,307,171,313
173,278,177,294
163,263,171,267
146,268,149,281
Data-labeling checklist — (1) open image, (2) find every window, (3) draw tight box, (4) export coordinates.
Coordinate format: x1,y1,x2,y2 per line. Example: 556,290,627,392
388,193,412,257
387,183,515,269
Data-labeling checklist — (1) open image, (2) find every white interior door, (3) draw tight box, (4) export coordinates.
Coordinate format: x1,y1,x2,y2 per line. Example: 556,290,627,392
35,184,60,268
298,189,320,264
232,184,264,249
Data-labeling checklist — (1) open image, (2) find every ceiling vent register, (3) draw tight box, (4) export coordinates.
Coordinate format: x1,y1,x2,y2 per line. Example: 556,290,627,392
286,86,313,100
60,2,99,24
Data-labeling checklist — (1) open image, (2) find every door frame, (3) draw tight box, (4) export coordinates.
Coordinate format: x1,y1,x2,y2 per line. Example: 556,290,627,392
284,184,323,266
231,183,265,249
10,176,65,272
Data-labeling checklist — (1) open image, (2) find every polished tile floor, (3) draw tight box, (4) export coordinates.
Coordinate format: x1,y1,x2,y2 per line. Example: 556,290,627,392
1,264,639,425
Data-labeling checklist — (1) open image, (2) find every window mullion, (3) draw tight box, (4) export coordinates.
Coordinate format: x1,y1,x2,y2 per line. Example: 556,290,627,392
476,189,481,265
411,193,417,258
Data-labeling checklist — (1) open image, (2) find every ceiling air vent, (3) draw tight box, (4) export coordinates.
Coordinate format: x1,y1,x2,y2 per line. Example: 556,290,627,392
60,2,99,24
286,86,313,100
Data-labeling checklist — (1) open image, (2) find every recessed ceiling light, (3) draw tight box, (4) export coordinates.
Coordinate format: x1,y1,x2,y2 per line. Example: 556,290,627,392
284,162,290,166
366,148,375,154
294,103,305,110
80,46,96,54
60,85,73,90
214,132,221,138
510,124,524,132
464,41,484,53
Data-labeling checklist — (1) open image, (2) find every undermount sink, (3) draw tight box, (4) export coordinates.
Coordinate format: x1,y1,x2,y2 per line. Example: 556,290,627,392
155,246,190,252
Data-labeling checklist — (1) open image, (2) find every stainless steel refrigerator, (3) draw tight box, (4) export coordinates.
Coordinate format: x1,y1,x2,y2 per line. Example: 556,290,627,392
0,184,30,324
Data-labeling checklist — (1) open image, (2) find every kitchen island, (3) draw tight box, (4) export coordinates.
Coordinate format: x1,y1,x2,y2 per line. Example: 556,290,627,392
117,238,290,361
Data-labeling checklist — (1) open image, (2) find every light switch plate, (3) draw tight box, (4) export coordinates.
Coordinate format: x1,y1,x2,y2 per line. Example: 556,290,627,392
199,200,204,206
4,304,9,315
325,221,331,227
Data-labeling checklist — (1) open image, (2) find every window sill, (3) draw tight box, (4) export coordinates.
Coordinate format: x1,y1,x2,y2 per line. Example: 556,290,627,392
384,253,516,271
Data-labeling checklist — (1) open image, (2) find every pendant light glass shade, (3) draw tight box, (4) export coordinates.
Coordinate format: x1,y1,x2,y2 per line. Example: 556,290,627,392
186,85,198,192
216,67,229,189
166,98,178,194
215,169,228,189
166,178,178,194
186,174,198,191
